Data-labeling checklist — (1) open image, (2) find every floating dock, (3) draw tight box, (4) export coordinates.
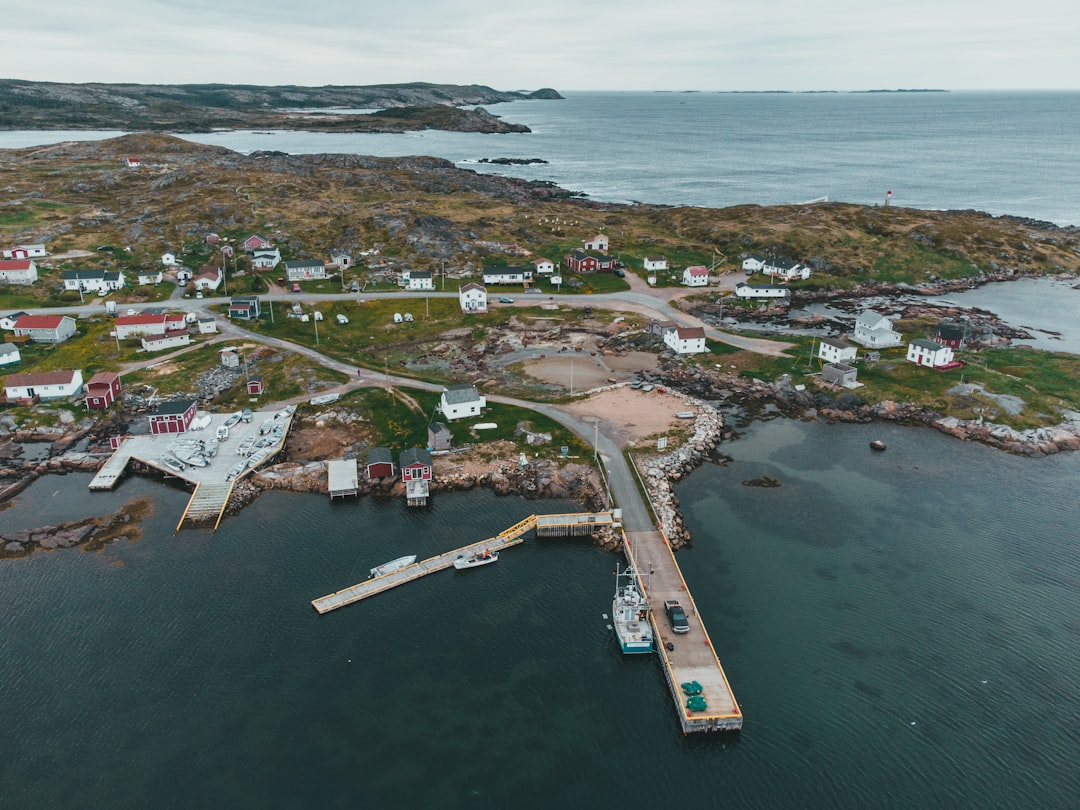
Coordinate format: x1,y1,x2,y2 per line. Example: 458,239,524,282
624,529,742,733
311,512,614,613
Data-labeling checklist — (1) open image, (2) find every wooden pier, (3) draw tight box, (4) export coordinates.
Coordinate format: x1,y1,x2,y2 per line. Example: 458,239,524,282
624,529,742,733
311,512,613,613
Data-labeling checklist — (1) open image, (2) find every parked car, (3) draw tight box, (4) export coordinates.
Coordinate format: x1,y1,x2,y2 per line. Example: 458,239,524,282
664,600,690,633
291,283,301,293
614,269,625,277
498,297,514,304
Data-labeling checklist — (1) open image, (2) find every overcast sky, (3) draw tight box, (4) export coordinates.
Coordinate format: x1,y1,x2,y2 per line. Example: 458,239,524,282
7,0,1079,91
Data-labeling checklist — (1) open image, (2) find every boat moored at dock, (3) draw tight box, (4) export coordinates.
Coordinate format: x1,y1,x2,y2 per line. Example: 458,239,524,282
612,565,653,654
453,550,498,569
370,555,417,579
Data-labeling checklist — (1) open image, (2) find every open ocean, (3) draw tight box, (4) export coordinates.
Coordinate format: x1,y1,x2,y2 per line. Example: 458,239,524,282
3,91,1080,807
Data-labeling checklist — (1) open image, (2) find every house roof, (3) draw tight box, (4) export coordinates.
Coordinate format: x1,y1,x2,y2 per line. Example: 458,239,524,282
675,327,706,340
531,257,552,265
86,371,120,387
14,314,70,329
152,398,197,416
4,370,79,387
400,447,433,467
821,337,852,349
367,447,394,466
686,266,708,276
459,282,486,293
0,259,34,271
645,256,666,262
442,384,481,405
410,271,432,280
735,282,786,291
910,338,945,350
767,258,803,270
0,343,20,357
116,314,175,326
430,422,450,435
284,260,325,269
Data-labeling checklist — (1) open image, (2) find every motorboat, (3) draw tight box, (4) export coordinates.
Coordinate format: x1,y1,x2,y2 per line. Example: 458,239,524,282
612,565,654,654
453,549,499,570
370,555,417,579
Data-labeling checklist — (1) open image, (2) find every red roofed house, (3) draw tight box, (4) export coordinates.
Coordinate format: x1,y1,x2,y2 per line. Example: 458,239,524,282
193,265,223,292
583,234,609,252
3,369,84,402
682,266,709,287
243,235,272,252
664,326,707,355
12,314,76,343
0,259,39,285
148,398,198,434
125,157,141,168
84,371,122,409
114,313,186,340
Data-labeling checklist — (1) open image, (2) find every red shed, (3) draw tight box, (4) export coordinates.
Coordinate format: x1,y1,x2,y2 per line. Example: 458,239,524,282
149,398,198,435
85,371,122,410
365,447,396,479
247,375,264,396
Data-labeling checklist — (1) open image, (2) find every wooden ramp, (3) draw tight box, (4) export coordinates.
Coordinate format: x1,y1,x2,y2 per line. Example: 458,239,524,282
88,439,135,490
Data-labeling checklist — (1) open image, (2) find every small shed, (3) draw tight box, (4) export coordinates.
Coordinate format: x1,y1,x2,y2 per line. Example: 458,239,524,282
429,422,452,452
220,348,240,368
366,447,396,479
85,371,122,410
247,375,264,396
821,362,858,388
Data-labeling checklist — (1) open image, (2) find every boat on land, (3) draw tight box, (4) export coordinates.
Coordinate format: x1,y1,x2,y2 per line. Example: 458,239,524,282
224,412,243,428
453,549,499,570
309,392,340,406
369,555,417,579
159,456,185,473
612,565,653,654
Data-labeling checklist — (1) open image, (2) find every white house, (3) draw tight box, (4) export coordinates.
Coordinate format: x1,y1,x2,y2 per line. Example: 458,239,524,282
582,234,609,252
125,157,141,168
12,314,77,343
175,268,193,285
644,256,668,271
682,266,709,287
734,282,789,299
483,267,533,285
664,326,707,355
3,369,84,401
141,330,192,352
459,282,488,314
906,339,956,368
531,257,555,275
63,269,125,293
741,254,766,273
439,384,487,421
192,266,223,292
137,269,163,286
852,310,903,348
251,248,281,269
329,250,352,269
114,313,186,340
406,271,434,291
161,252,178,267
285,260,327,281
762,258,811,281
0,259,38,285
0,311,28,331
2,244,47,259
818,337,857,365
196,316,218,334
0,343,20,366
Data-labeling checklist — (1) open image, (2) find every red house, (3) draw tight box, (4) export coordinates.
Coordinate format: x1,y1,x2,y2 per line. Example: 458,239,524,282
243,234,272,252
149,398,198,435
84,371,122,410
399,447,433,481
563,250,617,273
365,447,396,479
247,375,264,396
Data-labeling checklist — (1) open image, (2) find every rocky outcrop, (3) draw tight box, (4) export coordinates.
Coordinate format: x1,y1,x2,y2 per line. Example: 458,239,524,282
0,495,153,558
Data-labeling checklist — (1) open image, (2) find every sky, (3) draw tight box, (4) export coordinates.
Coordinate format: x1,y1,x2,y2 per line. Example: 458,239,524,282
6,0,1079,91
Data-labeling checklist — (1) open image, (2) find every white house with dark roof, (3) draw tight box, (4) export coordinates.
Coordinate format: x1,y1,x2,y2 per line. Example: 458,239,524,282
742,254,766,272
0,311,29,331
0,259,38,285
141,330,191,352
251,248,281,269
63,269,124,293
852,310,903,348
0,343,21,366
906,339,955,368
483,267,533,285
644,256,668,271
3,369,84,401
137,269,163,286
285,260,327,281
682,266,709,287
818,337,857,365
406,271,434,291
664,326,707,355
459,282,487,313
439,384,486,421
762,258,811,281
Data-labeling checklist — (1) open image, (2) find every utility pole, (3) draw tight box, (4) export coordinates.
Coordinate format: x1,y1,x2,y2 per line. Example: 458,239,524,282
313,312,320,345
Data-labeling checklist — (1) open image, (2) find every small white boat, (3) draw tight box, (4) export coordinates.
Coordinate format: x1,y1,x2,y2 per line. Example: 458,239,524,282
309,392,340,406
224,412,243,429
453,550,499,570
370,555,417,579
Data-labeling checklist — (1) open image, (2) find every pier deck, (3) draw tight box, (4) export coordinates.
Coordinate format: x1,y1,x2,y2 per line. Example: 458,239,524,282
624,530,742,733
311,512,613,613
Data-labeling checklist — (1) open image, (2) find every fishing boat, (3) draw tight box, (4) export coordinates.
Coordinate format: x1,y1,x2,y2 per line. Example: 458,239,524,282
453,549,498,570
224,411,243,428
159,456,185,473
612,565,653,654
369,555,417,579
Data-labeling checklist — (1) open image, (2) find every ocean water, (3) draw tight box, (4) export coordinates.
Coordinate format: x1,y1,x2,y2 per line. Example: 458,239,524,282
3,91,1077,225
3,420,1080,808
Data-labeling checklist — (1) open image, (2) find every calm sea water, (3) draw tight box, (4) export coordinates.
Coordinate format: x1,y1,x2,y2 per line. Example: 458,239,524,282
3,91,1079,225
3,419,1079,808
